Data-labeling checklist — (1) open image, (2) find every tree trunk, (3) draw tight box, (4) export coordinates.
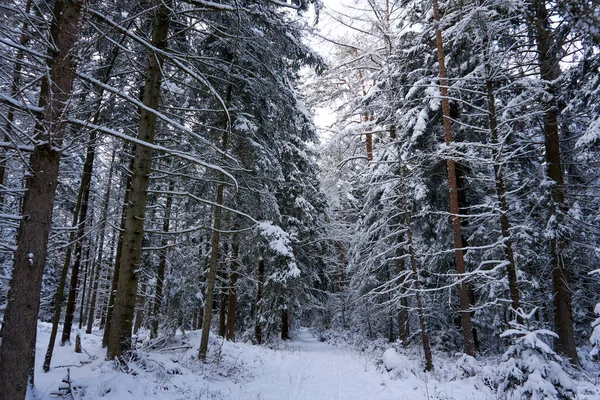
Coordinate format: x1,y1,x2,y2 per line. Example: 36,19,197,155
106,1,171,360
431,0,476,357
225,233,240,341
151,181,174,338
255,259,265,344
484,70,522,324
0,0,85,397
199,82,233,360
102,148,134,348
0,0,33,205
529,0,578,364
396,253,410,343
133,281,146,335
86,149,116,334
218,291,227,337
61,131,96,345
281,308,290,340
397,142,433,371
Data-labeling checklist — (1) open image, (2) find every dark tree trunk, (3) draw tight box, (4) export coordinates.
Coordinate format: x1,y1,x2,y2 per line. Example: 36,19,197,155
86,149,116,333
529,0,578,364
107,1,171,360
255,259,265,344
218,291,227,337
395,254,410,343
133,282,146,335
225,233,240,341
102,147,134,348
61,131,96,345
281,308,290,340
0,0,33,205
0,0,85,396
151,181,174,338
199,82,233,360
484,73,522,323
432,0,476,357
397,140,433,371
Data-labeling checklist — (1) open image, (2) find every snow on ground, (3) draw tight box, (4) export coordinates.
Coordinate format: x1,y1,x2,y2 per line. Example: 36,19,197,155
31,323,599,399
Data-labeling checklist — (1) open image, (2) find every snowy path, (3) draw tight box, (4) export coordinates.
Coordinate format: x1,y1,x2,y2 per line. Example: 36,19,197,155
239,328,412,400
33,324,495,399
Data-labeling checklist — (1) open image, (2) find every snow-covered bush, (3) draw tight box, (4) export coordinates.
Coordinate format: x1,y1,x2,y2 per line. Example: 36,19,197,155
591,303,600,360
496,318,576,399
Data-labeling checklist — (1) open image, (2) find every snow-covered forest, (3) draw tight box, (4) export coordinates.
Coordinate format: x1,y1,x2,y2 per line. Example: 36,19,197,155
0,0,599,398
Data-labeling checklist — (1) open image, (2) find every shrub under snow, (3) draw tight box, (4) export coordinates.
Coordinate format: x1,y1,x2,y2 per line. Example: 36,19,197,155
496,322,576,400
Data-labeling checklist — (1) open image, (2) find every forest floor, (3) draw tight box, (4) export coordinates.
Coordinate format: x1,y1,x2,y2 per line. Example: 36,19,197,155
31,323,600,399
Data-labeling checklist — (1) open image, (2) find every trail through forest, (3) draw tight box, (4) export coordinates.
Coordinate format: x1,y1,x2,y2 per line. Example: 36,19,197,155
33,325,497,400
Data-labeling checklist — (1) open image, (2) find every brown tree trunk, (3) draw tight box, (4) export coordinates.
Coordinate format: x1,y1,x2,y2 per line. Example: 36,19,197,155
255,259,265,344
0,0,33,205
0,0,85,397
485,74,522,324
431,0,476,357
133,281,146,335
106,1,171,360
151,181,174,338
397,141,433,371
396,253,410,343
43,156,89,370
86,149,116,334
225,233,239,341
530,0,578,364
199,82,233,360
102,149,133,347
61,131,97,345
218,291,227,337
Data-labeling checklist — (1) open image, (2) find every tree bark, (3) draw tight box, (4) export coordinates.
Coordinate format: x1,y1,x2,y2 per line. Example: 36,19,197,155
106,1,171,359
61,131,96,345
199,82,233,360
281,308,290,340
396,257,410,343
218,291,227,337
225,233,240,341
485,72,522,324
431,0,476,357
151,181,174,338
0,0,33,205
0,0,85,397
530,0,578,363
397,139,433,370
255,259,265,344
86,149,116,333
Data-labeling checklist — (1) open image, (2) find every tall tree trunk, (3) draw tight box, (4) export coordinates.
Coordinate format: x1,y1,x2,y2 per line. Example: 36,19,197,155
199,82,233,360
0,0,33,205
397,142,433,371
106,1,171,360
281,308,290,340
43,157,89,370
218,291,227,337
81,243,95,329
396,254,410,343
225,233,240,341
61,131,97,345
255,259,265,344
530,0,578,363
431,0,476,357
86,149,116,333
484,69,522,324
0,0,85,397
133,281,146,334
103,148,133,347
151,181,174,338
